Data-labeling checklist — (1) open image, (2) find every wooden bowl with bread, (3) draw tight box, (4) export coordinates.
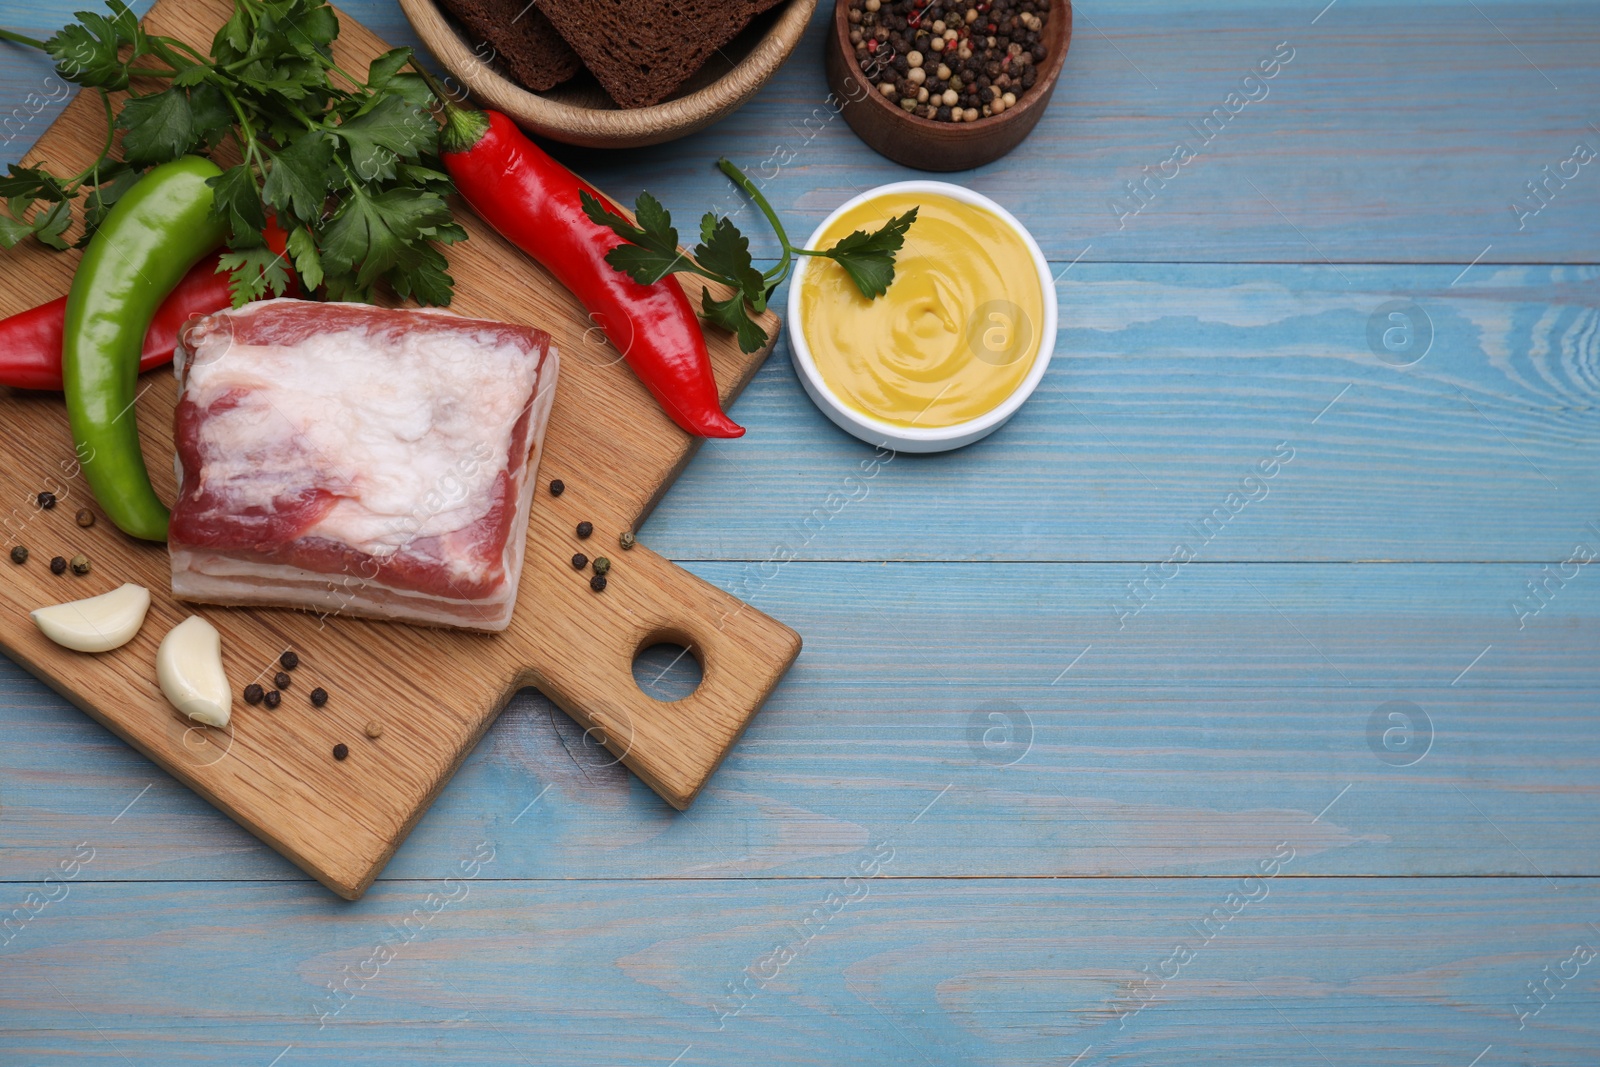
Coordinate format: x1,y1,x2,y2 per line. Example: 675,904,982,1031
401,0,818,148
824,0,1071,171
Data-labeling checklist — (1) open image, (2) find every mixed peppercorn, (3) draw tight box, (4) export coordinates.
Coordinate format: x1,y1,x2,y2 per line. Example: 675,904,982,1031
848,0,1050,123
8,490,100,575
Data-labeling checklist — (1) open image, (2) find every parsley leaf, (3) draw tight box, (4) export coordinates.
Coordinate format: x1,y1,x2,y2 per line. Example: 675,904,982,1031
263,132,334,221
117,88,204,164
0,199,73,252
631,192,679,254
582,190,678,254
77,163,142,243
172,64,209,87
0,213,34,250
388,242,454,306
694,214,766,312
46,3,138,89
602,243,685,286
207,164,266,242
285,225,324,291
397,162,453,193
815,208,918,299
30,201,74,250
321,185,453,294
233,55,324,101
366,47,412,92
189,84,234,147
334,94,436,183
590,167,916,353
213,4,251,55
583,190,689,285
701,288,768,354
0,164,68,204
383,72,435,112
288,1,339,54
218,244,293,307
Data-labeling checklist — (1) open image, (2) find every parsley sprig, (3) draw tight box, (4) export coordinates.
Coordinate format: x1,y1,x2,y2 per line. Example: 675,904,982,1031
581,159,917,354
0,0,461,305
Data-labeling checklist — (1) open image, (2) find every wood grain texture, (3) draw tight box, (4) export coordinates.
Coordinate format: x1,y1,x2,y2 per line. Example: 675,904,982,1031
2,0,1598,1061
2,562,1596,880
0,0,800,899
1,879,1597,1065
650,263,1600,562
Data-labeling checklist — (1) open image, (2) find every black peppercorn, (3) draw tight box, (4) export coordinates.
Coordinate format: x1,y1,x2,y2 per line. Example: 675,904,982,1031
333,742,349,761
576,521,593,539
590,574,607,592
571,552,588,570
9,545,27,565
279,650,299,671
263,689,282,709
549,479,565,496
36,491,56,510
310,687,329,708
274,671,291,690
49,555,67,575
244,683,264,705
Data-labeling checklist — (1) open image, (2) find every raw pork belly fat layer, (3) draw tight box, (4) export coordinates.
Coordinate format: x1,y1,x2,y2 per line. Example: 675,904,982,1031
169,299,559,631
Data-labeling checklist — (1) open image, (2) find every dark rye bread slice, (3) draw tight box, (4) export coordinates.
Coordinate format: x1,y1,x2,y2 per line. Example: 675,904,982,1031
535,0,788,108
436,0,583,92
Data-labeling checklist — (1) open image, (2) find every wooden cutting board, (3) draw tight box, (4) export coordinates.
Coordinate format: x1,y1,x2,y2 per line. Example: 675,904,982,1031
0,0,800,899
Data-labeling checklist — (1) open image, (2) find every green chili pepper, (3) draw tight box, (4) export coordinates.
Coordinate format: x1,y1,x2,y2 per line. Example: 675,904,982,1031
62,156,227,542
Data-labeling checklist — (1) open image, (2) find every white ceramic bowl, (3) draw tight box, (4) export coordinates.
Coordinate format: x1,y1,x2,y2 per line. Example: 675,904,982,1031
786,181,1058,453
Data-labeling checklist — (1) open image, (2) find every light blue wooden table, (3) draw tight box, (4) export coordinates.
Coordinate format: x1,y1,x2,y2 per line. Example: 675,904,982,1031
2,0,1598,1062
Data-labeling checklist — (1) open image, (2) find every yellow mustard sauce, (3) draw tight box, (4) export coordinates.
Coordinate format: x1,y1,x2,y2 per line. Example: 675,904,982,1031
798,191,1044,429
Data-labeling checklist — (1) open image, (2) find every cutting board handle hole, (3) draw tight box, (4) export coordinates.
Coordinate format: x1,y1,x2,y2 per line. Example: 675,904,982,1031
632,630,703,703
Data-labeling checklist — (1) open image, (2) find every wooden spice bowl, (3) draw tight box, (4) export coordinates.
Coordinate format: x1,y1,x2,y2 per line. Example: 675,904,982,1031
825,0,1071,171
400,0,817,149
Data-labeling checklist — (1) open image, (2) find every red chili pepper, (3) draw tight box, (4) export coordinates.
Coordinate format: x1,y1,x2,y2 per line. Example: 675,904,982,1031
0,220,291,392
438,105,743,439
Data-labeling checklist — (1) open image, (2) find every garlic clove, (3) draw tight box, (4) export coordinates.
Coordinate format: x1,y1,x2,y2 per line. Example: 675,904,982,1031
156,616,232,728
31,583,152,653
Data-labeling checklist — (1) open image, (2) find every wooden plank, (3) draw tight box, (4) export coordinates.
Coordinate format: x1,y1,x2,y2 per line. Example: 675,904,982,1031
0,0,799,899
1,878,1596,1064
3,561,1595,880
649,263,1600,563
535,0,1600,265
5,2,1599,263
